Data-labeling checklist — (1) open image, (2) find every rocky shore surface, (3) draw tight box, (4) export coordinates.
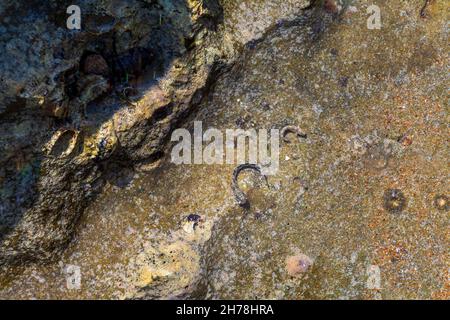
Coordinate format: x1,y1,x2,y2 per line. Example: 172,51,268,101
0,0,448,299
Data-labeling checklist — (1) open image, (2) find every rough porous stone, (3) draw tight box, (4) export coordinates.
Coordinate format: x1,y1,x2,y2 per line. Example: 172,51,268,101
0,0,447,301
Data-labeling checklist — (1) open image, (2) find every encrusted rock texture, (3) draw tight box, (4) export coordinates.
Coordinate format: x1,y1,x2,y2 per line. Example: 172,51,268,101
0,0,448,300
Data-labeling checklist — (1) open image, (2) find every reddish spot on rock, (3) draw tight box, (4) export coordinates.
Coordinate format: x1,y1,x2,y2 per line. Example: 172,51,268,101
286,253,313,277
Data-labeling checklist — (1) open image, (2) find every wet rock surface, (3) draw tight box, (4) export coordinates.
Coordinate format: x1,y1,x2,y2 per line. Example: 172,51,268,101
0,0,448,300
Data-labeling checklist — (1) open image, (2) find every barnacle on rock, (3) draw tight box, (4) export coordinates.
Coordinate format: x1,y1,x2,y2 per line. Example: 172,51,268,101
383,189,407,213
433,195,448,211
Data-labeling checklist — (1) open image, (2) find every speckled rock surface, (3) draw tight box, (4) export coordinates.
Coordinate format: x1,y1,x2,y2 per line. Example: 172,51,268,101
0,0,448,300
220,0,310,50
